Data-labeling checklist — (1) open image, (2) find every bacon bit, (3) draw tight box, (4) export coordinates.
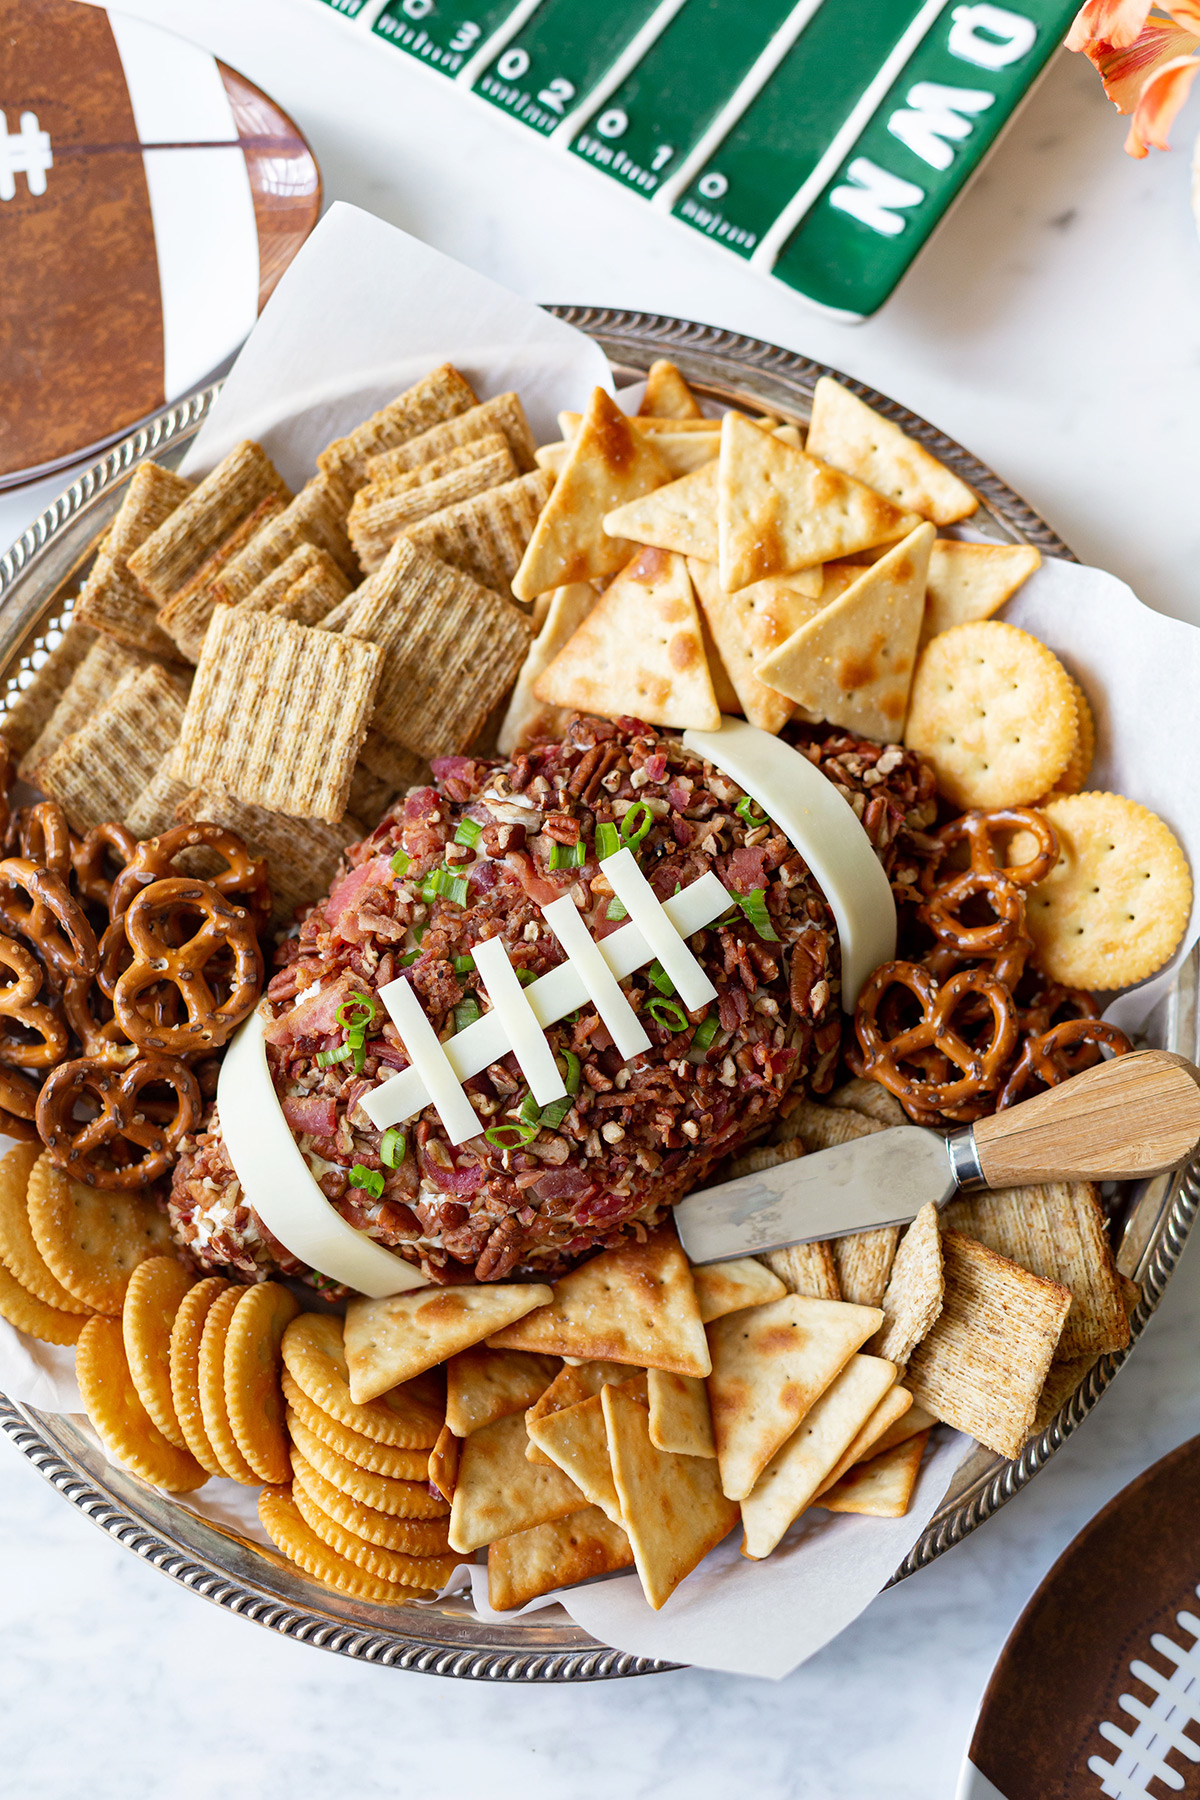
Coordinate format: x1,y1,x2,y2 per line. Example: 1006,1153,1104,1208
281,1093,339,1136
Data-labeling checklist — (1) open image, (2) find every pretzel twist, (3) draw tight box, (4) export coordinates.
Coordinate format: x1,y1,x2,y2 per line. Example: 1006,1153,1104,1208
113,877,263,1054
62,976,138,1067
918,869,1027,957
0,857,98,983
35,1052,200,1188
109,823,269,930
0,934,69,1068
997,1018,1133,1110
854,960,1019,1116
0,1064,40,1140
918,807,1059,897
72,821,138,915
17,802,75,880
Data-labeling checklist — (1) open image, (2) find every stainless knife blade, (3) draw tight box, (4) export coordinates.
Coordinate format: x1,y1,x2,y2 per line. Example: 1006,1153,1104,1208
674,1126,957,1265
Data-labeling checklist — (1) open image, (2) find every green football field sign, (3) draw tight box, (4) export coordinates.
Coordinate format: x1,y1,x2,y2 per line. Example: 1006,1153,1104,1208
312,0,1077,318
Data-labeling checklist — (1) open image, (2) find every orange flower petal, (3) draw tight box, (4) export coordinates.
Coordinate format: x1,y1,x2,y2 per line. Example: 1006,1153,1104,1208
1123,50,1200,152
1094,18,1200,109
1066,0,1154,51
1165,0,1200,30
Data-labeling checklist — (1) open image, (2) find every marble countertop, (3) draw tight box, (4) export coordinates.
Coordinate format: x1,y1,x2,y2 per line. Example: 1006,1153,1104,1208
4,4,1200,1794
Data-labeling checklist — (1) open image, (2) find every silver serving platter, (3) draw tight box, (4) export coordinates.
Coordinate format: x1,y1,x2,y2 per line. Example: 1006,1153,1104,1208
1,310,1196,1682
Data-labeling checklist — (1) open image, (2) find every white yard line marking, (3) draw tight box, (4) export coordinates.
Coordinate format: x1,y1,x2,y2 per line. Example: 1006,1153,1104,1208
551,0,692,146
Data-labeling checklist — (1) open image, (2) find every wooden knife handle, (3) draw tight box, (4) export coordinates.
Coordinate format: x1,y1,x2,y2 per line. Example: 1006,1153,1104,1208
973,1050,1200,1187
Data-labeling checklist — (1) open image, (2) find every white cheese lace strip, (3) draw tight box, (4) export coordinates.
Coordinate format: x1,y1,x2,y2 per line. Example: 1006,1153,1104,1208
376,973,483,1147
541,894,650,1061
601,847,718,1012
471,934,566,1106
361,873,730,1134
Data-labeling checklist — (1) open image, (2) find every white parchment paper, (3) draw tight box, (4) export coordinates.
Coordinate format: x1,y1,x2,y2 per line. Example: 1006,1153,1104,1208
3,206,1199,1677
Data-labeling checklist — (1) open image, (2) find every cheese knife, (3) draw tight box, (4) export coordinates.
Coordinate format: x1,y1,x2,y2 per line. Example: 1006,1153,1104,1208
674,1049,1200,1265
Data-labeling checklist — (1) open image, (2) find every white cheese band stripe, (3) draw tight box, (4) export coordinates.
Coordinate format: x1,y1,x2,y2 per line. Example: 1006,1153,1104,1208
601,847,718,1012
542,896,650,1061
362,873,730,1133
471,935,566,1107
217,1011,427,1298
682,716,897,1010
376,974,483,1147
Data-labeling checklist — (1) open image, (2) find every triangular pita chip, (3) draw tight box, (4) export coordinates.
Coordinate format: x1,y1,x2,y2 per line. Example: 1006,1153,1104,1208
690,557,826,734
866,1399,936,1460
814,1382,912,1498
445,1346,560,1437
428,1423,459,1501
921,540,1041,644
639,359,704,419
717,411,918,592
487,1505,633,1610
343,1282,552,1404
533,547,720,730
527,1372,647,1525
740,1353,897,1558
513,388,669,600
755,523,935,741
488,1221,711,1377
448,1409,584,1553
497,582,597,756
524,1359,631,1466
602,1380,739,1609
806,377,978,526
691,1257,786,1324
697,601,740,714
647,1368,715,1459
604,460,718,562
820,1429,930,1517
707,1294,882,1501
540,431,719,479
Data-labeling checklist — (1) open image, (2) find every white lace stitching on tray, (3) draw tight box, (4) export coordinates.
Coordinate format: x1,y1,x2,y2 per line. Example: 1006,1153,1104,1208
1089,1588,1200,1796
360,847,732,1142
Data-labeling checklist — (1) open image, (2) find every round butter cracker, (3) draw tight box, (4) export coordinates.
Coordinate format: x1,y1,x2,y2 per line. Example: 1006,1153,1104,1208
258,1486,437,1605
289,1447,452,1555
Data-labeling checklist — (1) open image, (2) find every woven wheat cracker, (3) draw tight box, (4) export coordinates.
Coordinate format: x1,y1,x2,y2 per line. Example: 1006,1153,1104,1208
366,391,537,484
124,762,193,840
155,491,288,660
20,635,158,782
0,621,97,760
128,440,290,604
74,463,192,656
342,538,531,760
405,468,553,597
349,437,516,571
77,1315,206,1491
206,472,358,611
905,1231,1071,1458
318,364,478,492
175,609,382,822
873,1203,944,1366
772,1100,900,1305
39,663,191,833
173,785,362,930
757,1242,842,1302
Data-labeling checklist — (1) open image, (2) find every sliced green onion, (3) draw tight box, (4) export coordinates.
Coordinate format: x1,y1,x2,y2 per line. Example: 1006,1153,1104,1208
315,1044,353,1068
690,1012,720,1058
484,1122,539,1149
454,997,481,1033
390,848,411,877
538,1095,574,1130
549,840,585,871
606,897,628,921
351,1040,366,1075
620,801,653,850
646,960,675,997
348,1164,385,1199
446,873,470,907
734,886,780,942
519,1092,541,1128
337,993,377,1031
646,996,689,1033
455,817,483,849
515,967,537,987
595,821,620,862
557,1049,581,1095
736,796,764,826
452,954,475,974
379,1127,406,1169
399,949,421,967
